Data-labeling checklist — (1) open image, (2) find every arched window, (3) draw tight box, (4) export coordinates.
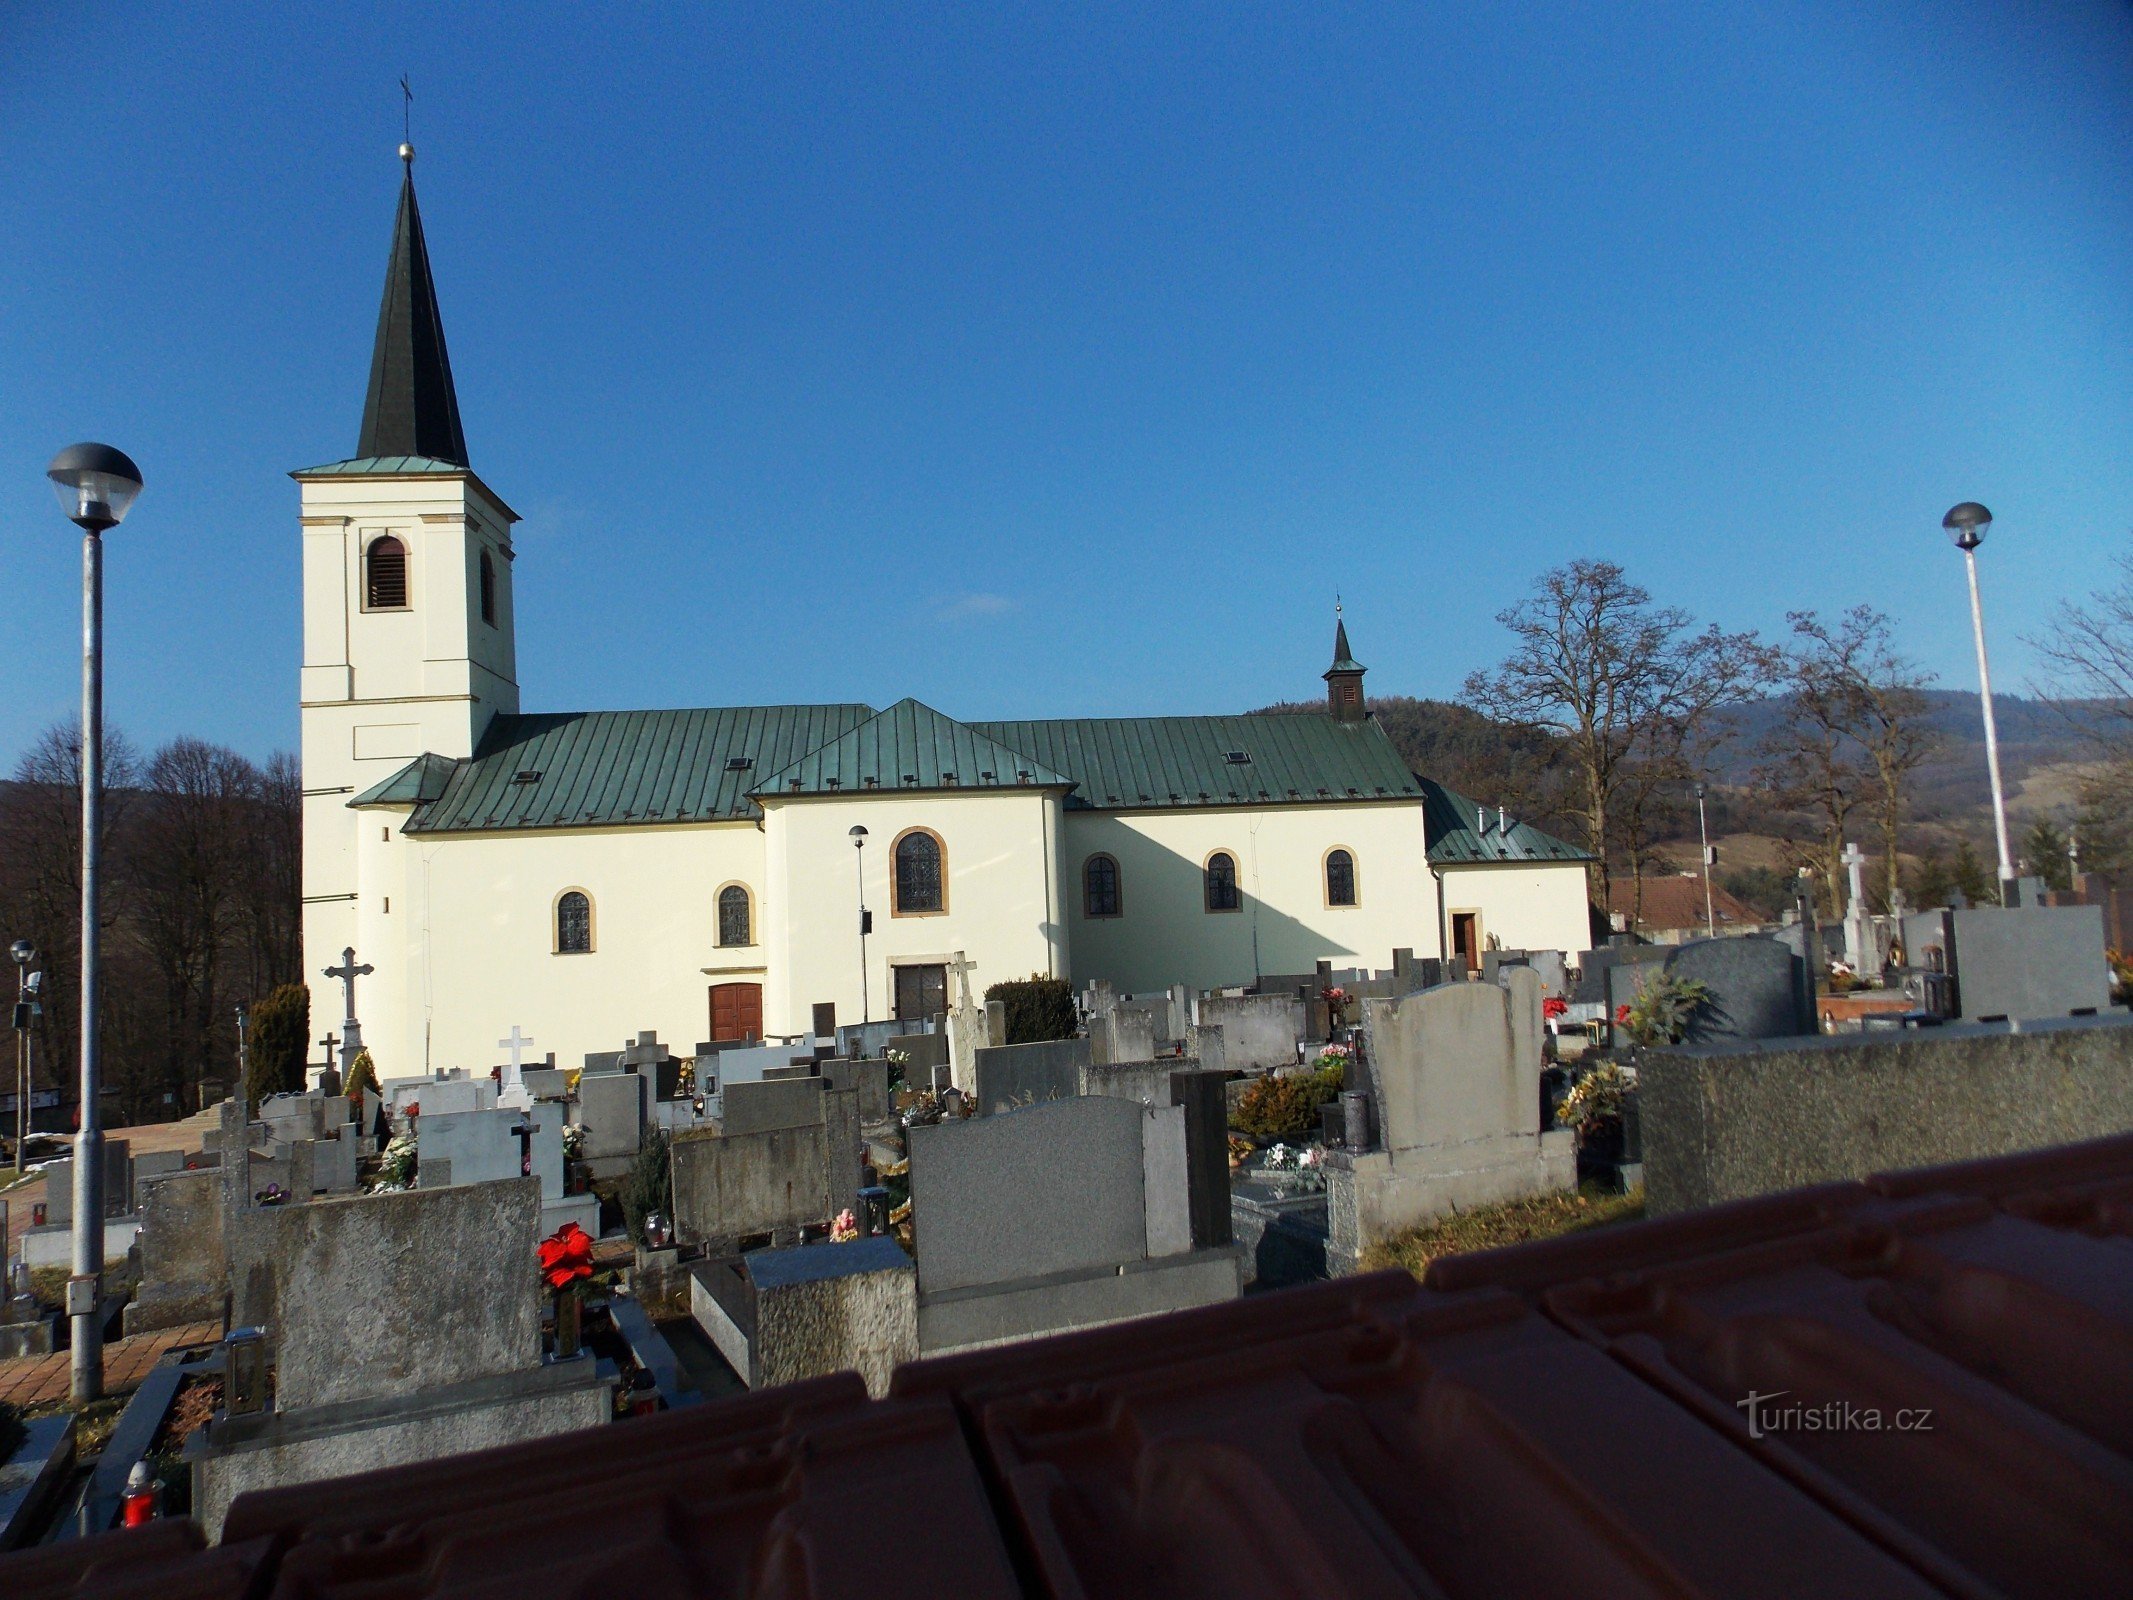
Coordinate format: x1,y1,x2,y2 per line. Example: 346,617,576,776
1204,851,1240,913
893,829,944,914
555,890,592,954
365,535,408,610
479,549,497,626
717,884,752,947
1326,848,1358,907
1084,854,1121,918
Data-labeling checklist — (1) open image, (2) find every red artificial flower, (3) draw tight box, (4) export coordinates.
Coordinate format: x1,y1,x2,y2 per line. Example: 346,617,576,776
1542,997,1569,1019
539,1221,595,1291
1614,1003,1632,1025
1325,986,1348,1003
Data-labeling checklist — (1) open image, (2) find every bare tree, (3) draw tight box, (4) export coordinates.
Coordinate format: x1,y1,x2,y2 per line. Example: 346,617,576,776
1760,609,1936,913
1465,560,1772,910
2033,549,2133,876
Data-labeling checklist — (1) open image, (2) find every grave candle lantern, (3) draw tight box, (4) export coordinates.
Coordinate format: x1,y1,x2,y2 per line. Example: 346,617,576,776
225,1327,269,1416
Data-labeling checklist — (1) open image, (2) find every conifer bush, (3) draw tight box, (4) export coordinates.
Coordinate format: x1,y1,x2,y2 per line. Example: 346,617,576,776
983,975,1077,1044
245,983,311,1110
1232,1062,1346,1141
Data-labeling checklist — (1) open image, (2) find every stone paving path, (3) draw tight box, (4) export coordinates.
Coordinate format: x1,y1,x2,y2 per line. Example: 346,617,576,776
0,1319,221,1411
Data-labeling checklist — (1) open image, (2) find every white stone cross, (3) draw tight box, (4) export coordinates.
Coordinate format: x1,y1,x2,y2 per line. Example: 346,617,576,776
496,1032,537,1109
1841,842,1869,911
323,946,374,1072
947,950,980,1013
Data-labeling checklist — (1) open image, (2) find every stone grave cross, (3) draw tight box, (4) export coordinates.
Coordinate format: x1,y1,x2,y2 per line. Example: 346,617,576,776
1840,842,1879,978
323,946,374,1073
944,951,985,1095
497,1026,535,1098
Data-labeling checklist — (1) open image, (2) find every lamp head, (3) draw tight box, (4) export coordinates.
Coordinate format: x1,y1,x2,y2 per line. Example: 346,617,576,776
1942,501,1992,551
849,825,868,848
9,939,31,967
46,442,143,533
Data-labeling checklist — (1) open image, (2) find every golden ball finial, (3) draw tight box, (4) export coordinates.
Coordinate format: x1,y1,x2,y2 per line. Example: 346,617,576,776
399,141,415,164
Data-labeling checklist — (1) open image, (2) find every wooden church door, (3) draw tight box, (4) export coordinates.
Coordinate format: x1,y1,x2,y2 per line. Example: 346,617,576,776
708,982,763,1043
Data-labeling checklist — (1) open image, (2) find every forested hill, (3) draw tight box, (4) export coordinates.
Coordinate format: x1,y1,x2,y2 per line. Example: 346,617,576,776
1249,696,1570,818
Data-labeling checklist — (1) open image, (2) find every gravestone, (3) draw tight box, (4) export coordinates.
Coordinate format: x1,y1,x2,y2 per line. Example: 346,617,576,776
124,1168,227,1334
887,1032,949,1093
1186,1022,1227,1075
575,1070,647,1166
135,1149,187,1181
971,1036,1090,1116
825,1085,863,1228
418,1107,564,1200
1195,994,1304,1071
1840,842,1884,976
1171,1068,1233,1250
722,1076,825,1137
40,1139,133,1224
1663,936,1810,1043
1330,979,1573,1269
944,952,987,1095
1948,905,2112,1023
421,1078,497,1117
824,1058,892,1123
669,1124,832,1246
521,1067,572,1102
691,1236,917,1399
984,998,1007,1049
1091,1006,1156,1066
905,1096,1153,1295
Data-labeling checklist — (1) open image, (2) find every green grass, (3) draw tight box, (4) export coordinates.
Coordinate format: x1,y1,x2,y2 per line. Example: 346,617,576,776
1361,1183,1645,1279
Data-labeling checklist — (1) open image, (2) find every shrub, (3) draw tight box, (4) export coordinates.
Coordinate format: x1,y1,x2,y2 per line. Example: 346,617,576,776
245,983,310,1111
983,975,1077,1044
1621,974,1713,1047
620,1130,672,1248
342,1049,378,1101
1232,1063,1346,1141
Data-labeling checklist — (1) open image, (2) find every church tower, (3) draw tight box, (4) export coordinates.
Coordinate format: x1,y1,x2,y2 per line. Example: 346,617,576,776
296,146,520,1005
1324,610,1366,722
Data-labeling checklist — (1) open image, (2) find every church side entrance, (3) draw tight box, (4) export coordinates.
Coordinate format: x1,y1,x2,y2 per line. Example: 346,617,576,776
708,982,763,1043
893,963,947,1023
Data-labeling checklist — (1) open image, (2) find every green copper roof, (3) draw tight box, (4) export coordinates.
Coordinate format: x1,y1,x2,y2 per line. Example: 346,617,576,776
1422,779,1592,864
291,455,471,477
970,713,1422,809
349,752,459,809
756,699,1074,798
401,705,874,833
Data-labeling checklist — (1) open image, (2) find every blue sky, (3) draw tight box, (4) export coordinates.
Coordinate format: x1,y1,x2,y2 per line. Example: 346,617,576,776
4,3,2130,767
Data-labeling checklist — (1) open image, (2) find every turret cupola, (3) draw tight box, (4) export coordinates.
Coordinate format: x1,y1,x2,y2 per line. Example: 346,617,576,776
1324,608,1366,723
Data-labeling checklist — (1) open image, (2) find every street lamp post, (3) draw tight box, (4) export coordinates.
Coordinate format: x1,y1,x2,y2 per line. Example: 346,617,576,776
47,442,143,1404
10,941,37,1175
1942,502,2016,903
849,827,870,1023
1695,783,1716,939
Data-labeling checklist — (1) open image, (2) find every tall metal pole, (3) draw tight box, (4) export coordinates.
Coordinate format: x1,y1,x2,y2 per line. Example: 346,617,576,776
72,527,105,1403
1963,545,2016,898
1696,784,1716,939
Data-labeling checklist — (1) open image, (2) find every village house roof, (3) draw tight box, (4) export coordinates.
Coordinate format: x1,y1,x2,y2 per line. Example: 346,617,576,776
1606,873,1765,931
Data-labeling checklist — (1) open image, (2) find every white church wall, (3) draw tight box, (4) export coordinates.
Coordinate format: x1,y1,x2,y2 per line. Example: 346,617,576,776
1436,861,1594,958
350,816,768,1080
1061,802,1437,994
300,471,520,1016
759,789,1065,1037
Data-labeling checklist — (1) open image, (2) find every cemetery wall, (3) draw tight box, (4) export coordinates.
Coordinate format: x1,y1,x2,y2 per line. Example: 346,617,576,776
1060,802,1437,993
350,813,766,1084
1434,860,1593,960
760,787,1065,1038
1641,1015,2133,1214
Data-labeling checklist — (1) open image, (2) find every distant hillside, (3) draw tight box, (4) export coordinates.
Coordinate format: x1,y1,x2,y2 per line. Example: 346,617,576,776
1250,688,2104,854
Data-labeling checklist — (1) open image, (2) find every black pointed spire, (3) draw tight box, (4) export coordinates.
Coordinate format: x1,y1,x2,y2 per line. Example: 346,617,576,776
1324,608,1366,722
356,150,468,467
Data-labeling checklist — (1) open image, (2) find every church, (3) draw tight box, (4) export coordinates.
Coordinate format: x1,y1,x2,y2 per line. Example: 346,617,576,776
298,154,1592,1076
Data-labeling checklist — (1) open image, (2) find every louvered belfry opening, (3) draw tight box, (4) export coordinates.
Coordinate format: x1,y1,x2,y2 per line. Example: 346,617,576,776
366,535,409,609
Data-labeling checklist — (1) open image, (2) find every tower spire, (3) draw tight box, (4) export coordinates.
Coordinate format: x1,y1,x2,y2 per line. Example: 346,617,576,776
1324,602,1366,722
356,139,468,467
